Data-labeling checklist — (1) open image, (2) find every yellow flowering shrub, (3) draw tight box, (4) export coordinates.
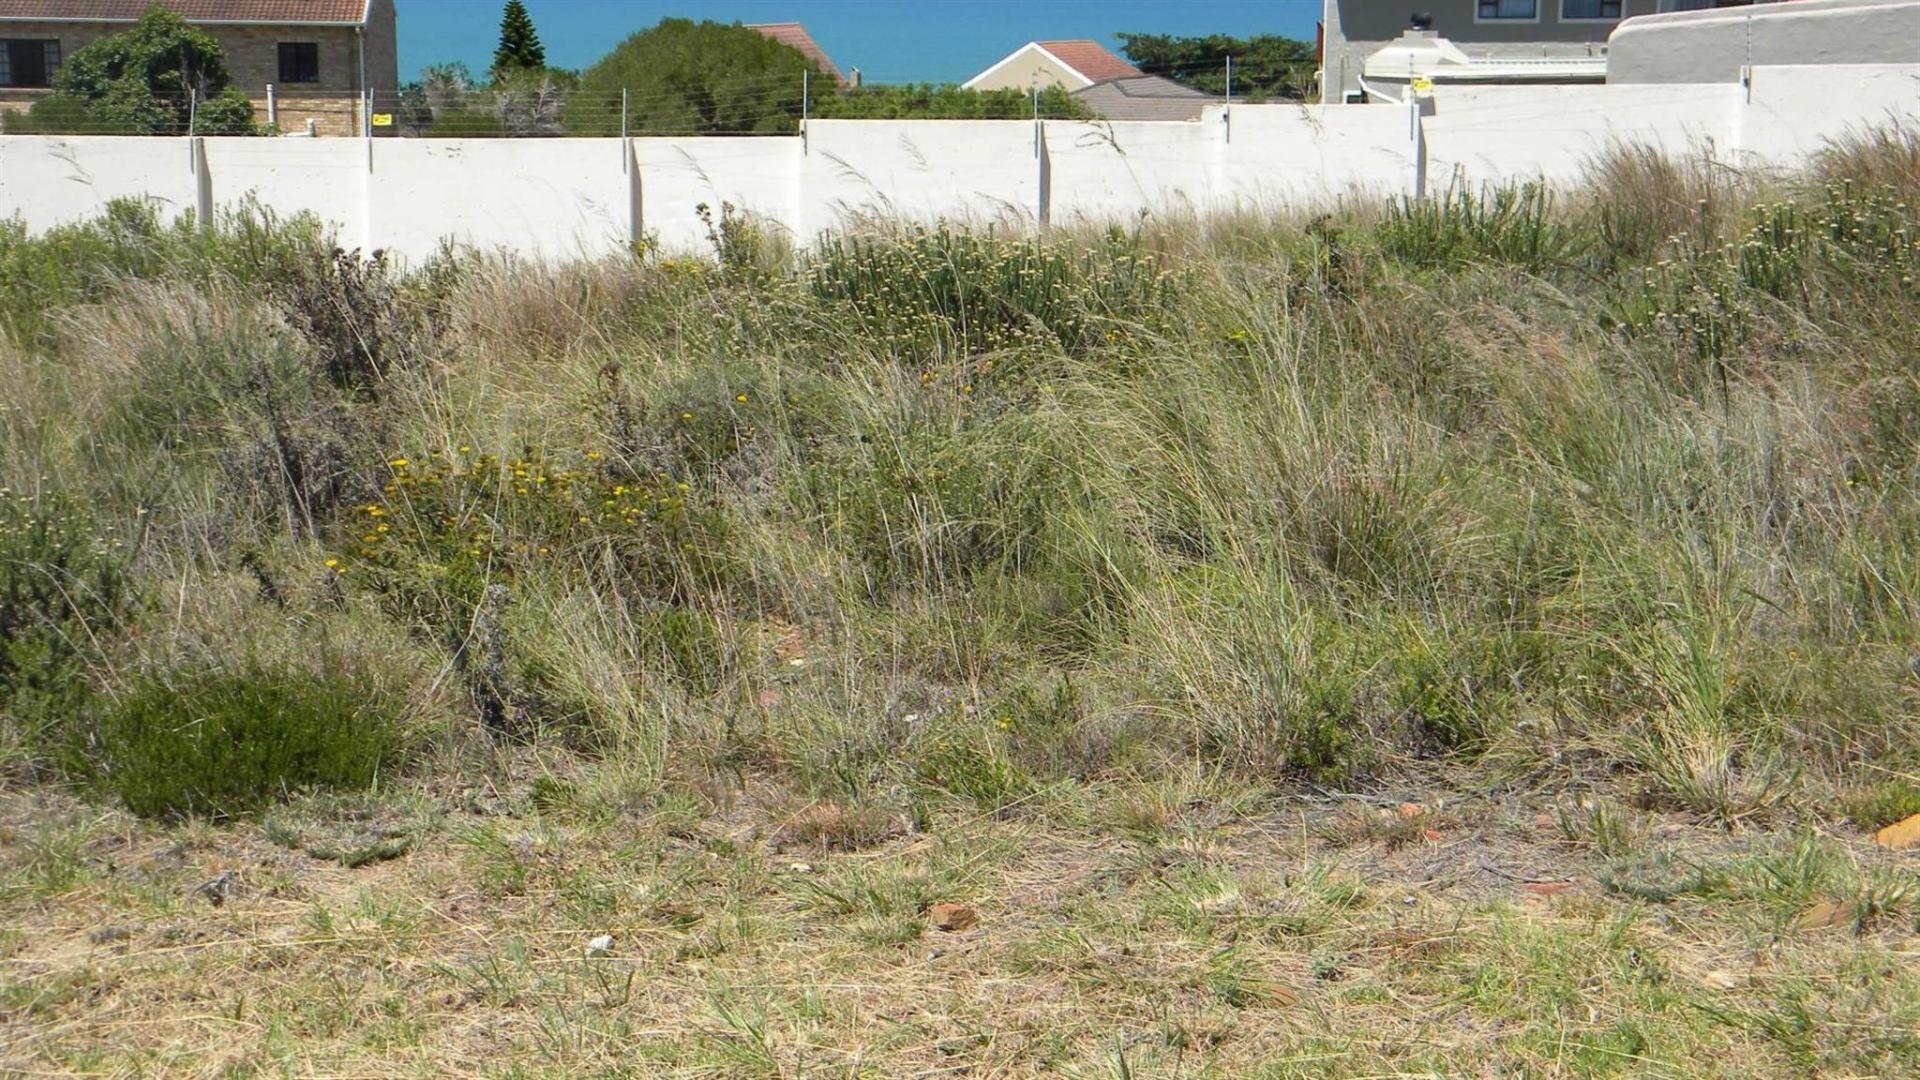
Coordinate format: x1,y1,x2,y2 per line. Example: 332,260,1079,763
334,447,731,623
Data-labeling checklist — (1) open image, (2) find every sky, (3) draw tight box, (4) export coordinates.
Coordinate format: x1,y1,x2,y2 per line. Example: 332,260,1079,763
396,0,1325,85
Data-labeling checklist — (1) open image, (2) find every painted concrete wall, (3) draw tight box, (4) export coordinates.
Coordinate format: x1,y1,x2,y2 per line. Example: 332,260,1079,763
802,120,1043,238
1738,63,1920,163
0,135,199,228
2,64,1917,264
203,137,367,246
636,137,802,252
1609,0,1920,84
1043,117,1218,224
1220,105,1421,205
368,139,629,263
1423,81,1744,185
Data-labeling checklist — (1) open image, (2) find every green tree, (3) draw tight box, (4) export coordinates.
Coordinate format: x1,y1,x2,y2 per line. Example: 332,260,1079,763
3,6,255,134
1116,32,1318,102
396,60,579,137
492,0,547,76
809,83,1090,121
566,18,820,136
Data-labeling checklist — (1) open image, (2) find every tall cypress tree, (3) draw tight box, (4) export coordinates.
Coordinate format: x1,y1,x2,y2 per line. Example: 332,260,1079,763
492,0,547,75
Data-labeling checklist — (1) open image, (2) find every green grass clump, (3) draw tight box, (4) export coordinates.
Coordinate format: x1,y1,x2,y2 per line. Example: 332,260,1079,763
91,663,402,820
1377,181,1572,270
805,224,1177,357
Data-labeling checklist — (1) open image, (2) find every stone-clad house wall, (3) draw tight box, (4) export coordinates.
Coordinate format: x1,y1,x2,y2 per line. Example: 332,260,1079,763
0,0,395,136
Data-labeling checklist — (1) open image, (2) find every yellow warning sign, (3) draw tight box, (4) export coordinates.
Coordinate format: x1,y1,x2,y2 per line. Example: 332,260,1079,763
371,113,394,127
1410,77,1434,95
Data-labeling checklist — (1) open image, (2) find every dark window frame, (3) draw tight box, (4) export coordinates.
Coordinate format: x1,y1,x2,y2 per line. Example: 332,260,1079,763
1476,0,1541,19
278,41,320,84
0,38,61,88
1561,0,1624,18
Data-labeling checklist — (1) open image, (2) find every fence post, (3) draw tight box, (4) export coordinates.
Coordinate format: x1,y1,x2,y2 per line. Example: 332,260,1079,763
1035,120,1050,234
191,136,212,231
1031,87,1039,157
187,87,197,136
266,83,276,128
1224,56,1232,144
1409,93,1426,200
621,88,629,172
628,139,643,250
801,70,809,155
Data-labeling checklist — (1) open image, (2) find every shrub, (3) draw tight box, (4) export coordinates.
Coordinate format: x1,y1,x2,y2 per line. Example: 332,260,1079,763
1581,142,1736,267
2,8,256,135
1377,182,1574,271
90,663,402,819
810,83,1090,120
805,226,1177,358
337,449,731,633
1812,124,1920,196
275,248,429,391
565,18,819,136
599,360,847,482
0,491,133,768
915,719,1036,815
0,198,327,343
802,409,1084,591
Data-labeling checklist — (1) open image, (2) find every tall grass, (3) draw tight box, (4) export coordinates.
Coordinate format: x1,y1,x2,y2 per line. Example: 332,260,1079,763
1,132,1917,822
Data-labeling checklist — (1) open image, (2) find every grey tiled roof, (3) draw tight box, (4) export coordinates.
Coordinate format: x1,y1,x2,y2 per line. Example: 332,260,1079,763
1070,75,1216,121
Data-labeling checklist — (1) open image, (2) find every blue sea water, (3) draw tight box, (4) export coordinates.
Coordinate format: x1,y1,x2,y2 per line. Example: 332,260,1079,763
396,0,1324,85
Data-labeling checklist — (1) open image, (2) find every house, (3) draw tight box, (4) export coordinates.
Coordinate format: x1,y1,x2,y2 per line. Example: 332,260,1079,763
964,39,1143,93
964,38,1217,120
1070,75,1215,121
749,22,853,88
1319,0,1756,101
1609,0,1920,83
0,0,398,135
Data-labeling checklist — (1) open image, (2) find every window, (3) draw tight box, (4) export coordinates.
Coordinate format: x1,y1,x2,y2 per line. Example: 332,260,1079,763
1477,0,1539,19
0,39,60,88
278,42,319,84
1562,0,1623,18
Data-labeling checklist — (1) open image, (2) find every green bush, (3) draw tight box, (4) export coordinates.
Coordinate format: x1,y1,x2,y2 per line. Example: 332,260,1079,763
565,18,818,136
802,409,1084,591
91,663,403,819
810,83,1089,120
0,491,133,767
2,8,256,135
1377,182,1574,271
805,226,1177,358
0,198,328,343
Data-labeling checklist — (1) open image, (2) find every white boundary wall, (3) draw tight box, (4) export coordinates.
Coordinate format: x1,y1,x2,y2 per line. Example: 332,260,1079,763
2,63,1915,264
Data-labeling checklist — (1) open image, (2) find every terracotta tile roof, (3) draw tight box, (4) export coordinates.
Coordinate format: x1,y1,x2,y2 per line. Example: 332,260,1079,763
0,0,369,23
749,22,847,88
1036,40,1141,84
